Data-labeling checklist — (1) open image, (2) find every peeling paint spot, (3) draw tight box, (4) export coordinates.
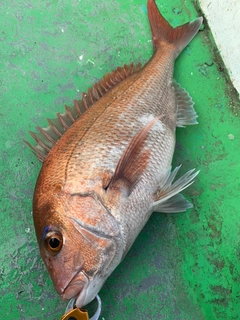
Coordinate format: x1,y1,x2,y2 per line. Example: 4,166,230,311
228,133,234,140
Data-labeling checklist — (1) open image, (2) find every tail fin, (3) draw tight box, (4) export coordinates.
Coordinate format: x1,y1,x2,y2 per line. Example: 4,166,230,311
147,0,203,57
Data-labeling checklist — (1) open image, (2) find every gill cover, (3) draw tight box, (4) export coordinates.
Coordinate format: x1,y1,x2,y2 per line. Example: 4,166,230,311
69,193,124,277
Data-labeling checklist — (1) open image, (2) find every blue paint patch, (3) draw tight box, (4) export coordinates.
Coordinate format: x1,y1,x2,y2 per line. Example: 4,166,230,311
41,225,50,239
184,46,192,56
141,4,147,14
173,19,180,26
172,7,182,15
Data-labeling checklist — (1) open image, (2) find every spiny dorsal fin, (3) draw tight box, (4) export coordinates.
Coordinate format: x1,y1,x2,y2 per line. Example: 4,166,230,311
24,62,142,162
106,117,160,195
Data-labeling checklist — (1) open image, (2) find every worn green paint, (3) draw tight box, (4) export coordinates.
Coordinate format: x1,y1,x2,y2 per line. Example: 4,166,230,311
0,0,239,319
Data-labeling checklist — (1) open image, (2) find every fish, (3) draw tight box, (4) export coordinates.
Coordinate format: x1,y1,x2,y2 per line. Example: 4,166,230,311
25,0,202,310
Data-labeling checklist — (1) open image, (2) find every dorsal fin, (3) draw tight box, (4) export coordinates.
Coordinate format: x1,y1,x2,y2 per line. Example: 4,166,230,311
24,62,142,162
174,81,198,127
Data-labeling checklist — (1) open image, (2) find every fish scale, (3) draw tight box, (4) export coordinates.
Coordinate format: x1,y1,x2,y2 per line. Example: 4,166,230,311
26,0,202,313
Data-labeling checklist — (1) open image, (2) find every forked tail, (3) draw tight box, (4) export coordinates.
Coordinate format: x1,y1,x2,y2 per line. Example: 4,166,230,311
147,0,203,57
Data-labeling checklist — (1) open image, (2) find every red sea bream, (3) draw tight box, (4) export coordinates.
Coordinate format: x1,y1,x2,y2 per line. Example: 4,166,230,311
26,0,202,309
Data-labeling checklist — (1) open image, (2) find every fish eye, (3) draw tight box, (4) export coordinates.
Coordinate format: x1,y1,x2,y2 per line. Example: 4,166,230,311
44,231,63,254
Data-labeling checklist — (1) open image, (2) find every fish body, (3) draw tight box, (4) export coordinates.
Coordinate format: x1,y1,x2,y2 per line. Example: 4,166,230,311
28,0,202,309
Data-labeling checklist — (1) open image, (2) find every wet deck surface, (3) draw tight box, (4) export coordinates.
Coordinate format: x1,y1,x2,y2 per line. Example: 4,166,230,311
0,0,240,319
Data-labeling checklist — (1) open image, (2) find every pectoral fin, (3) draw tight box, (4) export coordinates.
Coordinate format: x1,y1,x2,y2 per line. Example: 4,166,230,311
107,117,159,195
153,166,199,213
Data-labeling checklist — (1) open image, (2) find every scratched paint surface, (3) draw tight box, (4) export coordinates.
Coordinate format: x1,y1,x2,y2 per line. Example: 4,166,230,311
0,0,239,319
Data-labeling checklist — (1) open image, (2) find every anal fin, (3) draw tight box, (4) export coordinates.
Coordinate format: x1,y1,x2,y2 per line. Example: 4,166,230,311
174,81,198,127
153,166,199,213
154,193,193,213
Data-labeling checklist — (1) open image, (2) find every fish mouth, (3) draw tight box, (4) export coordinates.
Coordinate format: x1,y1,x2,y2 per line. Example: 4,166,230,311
61,270,89,308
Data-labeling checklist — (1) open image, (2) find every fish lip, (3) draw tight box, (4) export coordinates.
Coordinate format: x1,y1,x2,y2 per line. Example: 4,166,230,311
61,270,89,307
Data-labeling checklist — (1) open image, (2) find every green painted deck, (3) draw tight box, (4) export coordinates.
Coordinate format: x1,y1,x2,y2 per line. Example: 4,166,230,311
0,0,239,319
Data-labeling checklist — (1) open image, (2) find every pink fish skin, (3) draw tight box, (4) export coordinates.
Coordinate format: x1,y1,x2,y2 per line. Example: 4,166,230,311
27,0,202,308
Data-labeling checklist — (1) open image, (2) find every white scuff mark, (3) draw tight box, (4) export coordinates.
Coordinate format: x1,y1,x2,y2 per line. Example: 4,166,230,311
61,28,64,33
86,59,95,66
228,133,235,140
25,228,30,233
117,51,121,57
5,140,13,149
79,54,83,60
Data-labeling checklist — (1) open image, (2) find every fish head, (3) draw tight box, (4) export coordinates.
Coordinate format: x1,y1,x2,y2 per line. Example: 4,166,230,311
33,182,123,308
